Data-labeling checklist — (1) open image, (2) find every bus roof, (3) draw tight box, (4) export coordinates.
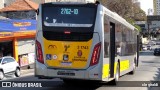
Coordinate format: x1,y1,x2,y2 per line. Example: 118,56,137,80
103,5,136,31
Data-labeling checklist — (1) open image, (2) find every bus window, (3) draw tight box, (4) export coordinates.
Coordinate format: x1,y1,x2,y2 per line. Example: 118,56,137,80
42,5,97,27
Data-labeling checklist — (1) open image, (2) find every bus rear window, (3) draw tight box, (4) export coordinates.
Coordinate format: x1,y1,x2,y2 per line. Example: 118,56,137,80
42,5,97,27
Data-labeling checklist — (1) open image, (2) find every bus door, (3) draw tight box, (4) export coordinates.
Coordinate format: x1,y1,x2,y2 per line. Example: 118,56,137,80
136,35,139,67
109,22,115,78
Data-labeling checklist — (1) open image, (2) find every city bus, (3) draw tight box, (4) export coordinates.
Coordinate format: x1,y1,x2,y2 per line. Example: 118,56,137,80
35,1,139,84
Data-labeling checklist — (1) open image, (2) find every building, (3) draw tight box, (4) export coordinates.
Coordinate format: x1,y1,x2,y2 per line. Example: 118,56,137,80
1,0,96,5
135,21,146,31
0,20,36,67
153,0,160,15
0,0,38,67
0,0,106,11
146,15,160,39
0,0,4,9
153,0,157,15
0,0,38,19
148,8,154,15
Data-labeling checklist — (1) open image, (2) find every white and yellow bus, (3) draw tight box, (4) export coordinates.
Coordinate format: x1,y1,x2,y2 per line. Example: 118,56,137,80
35,1,139,84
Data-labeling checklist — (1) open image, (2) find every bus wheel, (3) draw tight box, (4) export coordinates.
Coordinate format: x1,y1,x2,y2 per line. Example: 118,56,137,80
129,59,136,75
110,63,120,85
115,63,120,82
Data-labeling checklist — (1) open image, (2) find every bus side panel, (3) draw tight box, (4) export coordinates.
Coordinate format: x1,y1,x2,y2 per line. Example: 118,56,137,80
87,5,103,80
102,13,110,80
35,5,46,76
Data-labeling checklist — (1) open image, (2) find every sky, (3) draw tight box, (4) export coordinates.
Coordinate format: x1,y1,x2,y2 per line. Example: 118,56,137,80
139,0,153,14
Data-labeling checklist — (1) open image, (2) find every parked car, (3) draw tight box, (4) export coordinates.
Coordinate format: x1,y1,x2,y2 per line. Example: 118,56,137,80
154,48,160,56
143,46,147,51
148,41,156,46
156,42,160,45
147,45,152,50
0,56,20,80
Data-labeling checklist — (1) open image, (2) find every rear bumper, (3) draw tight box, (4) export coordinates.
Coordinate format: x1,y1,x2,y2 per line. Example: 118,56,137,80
35,61,102,80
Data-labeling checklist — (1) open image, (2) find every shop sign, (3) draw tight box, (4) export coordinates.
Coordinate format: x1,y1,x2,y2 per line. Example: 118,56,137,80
0,32,13,37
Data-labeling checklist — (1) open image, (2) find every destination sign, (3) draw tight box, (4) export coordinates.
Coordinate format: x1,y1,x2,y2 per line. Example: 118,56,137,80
61,8,78,15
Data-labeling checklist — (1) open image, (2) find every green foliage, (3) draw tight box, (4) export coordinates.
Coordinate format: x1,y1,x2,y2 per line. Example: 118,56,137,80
134,25,141,32
126,18,141,32
126,18,134,25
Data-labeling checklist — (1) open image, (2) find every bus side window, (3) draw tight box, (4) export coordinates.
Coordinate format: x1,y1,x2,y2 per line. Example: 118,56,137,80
115,23,122,56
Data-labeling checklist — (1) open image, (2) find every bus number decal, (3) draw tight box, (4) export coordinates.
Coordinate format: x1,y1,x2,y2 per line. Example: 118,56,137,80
77,46,89,49
61,8,65,14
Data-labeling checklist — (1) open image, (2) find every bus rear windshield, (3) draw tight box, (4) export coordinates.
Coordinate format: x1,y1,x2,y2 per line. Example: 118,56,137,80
42,5,97,27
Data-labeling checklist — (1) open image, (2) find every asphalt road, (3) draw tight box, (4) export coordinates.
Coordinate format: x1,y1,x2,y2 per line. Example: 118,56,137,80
0,48,160,90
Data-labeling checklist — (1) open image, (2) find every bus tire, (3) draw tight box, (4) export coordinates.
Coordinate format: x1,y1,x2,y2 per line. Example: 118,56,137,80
110,63,120,85
129,59,136,75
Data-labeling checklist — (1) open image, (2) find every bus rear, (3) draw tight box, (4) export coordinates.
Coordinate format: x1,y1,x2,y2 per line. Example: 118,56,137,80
35,2,103,80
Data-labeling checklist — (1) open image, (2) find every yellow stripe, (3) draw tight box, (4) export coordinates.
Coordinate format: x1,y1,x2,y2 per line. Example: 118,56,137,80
102,64,109,79
102,60,129,79
120,60,129,72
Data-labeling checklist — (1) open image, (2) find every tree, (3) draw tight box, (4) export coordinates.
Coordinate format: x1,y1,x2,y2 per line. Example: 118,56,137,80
98,0,146,31
132,3,146,21
103,0,146,21
105,0,133,18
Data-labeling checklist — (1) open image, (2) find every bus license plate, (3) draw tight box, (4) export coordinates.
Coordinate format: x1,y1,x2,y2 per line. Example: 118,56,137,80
57,71,75,76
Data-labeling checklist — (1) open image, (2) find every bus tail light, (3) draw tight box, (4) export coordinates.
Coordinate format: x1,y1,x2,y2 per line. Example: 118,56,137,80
90,42,101,66
36,40,44,64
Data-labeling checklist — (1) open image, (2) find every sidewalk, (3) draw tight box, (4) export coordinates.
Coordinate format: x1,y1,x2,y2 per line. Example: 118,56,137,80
20,69,34,75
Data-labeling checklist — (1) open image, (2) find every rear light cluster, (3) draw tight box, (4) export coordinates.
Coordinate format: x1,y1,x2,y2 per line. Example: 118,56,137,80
90,42,101,66
36,40,44,64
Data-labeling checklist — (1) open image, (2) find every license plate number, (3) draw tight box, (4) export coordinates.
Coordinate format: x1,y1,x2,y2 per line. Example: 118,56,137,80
57,71,75,76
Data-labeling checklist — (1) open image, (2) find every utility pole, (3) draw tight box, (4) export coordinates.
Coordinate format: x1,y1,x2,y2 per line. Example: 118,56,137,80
147,15,151,40
147,23,150,40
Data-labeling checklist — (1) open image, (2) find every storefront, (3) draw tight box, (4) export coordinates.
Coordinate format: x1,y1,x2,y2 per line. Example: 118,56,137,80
18,38,35,68
0,19,36,67
0,40,13,57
